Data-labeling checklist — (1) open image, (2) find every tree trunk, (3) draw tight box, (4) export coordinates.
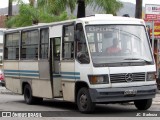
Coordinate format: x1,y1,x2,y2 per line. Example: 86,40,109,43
77,0,85,18
8,0,12,16
135,0,142,18
29,0,35,6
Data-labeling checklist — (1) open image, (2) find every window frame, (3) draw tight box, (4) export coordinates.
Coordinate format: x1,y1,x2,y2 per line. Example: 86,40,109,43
39,28,49,60
21,29,39,60
75,23,90,64
4,32,20,60
62,23,75,60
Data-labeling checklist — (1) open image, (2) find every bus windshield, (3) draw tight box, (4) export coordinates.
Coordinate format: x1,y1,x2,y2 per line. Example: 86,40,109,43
85,25,153,66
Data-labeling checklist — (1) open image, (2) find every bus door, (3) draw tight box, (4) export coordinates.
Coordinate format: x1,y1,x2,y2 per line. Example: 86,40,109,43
61,23,76,101
50,26,62,97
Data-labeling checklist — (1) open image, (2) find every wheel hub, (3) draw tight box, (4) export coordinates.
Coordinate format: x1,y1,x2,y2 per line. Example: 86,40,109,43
80,94,87,108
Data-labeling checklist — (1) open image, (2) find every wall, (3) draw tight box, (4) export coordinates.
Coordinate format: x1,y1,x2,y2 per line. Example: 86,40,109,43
0,15,6,28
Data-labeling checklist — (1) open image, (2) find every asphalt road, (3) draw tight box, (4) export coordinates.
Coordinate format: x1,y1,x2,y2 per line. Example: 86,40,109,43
0,87,160,120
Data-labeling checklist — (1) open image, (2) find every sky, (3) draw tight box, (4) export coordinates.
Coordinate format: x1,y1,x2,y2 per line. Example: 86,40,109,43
0,0,29,8
120,0,160,6
0,0,160,8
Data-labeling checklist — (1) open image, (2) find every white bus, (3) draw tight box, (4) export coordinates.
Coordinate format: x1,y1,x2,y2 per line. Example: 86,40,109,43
3,14,157,113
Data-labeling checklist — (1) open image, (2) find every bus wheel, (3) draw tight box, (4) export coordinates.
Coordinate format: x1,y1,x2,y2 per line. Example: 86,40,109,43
77,87,95,113
24,84,35,104
134,99,152,110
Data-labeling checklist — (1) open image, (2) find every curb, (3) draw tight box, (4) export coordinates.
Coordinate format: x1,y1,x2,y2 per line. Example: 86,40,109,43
157,91,160,94
120,101,160,105
152,102,160,105
0,90,15,95
0,87,15,95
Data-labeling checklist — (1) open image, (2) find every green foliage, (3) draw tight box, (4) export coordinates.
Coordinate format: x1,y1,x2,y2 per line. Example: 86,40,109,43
37,0,76,15
6,4,69,28
89,0,123,15
6,0,123,28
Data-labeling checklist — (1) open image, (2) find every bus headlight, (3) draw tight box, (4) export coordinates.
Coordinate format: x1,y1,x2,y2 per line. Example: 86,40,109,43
88,75,109,84
147,72,156,81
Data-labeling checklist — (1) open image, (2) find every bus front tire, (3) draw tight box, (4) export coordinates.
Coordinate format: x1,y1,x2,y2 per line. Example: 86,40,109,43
134,99,152,110
77,87,95,113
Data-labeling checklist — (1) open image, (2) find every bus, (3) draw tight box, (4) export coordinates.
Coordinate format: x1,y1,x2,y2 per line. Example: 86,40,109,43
3,14,157,113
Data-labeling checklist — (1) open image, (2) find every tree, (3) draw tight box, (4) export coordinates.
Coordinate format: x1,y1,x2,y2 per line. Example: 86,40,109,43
77,0,85,18
29,0,35,6
6,0,123,27
8,0,13,16
92,0,123,15
135,0,142,18
6,3,68,27
8,0,26,17
77,0,123,18
37,0,75,15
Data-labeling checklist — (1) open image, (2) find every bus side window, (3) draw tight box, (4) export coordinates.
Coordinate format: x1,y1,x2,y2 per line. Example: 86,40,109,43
76,23,90,64
21,30,39,60
40,28,49,59
4,33,20,60
62,24,74,60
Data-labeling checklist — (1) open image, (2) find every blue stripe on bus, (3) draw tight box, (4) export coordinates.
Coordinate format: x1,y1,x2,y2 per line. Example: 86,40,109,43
20,74,39,77
5,73,39,77
4,69,80,79
4,70,39,73
4,70,19,73
4,70,79,75
5,74,80,79
53,74,61,78
61,76,80,79
5,73,19,76
61,72,80,75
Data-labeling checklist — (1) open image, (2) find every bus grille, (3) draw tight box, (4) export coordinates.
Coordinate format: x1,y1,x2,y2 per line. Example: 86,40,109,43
110,72,145,83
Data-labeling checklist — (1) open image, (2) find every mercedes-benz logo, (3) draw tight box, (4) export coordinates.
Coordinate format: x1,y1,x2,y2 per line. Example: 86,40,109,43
125,73,133,82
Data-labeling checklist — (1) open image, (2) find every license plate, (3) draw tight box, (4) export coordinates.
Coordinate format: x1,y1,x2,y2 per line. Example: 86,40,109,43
124,90,137,96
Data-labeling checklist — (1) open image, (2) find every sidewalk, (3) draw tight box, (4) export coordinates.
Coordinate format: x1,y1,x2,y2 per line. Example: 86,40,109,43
157,89,160,94
0,86,160,104
153,89,160,104
0,86,15,95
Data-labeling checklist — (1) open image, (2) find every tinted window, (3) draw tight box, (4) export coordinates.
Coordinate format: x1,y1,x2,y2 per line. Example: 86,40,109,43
21,30,38,59
40,29,49,59
4,33,19,60
76,23,90,64
62,25,74,59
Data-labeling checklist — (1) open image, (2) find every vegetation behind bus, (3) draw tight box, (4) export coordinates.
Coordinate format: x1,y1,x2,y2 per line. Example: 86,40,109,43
6,0,123,28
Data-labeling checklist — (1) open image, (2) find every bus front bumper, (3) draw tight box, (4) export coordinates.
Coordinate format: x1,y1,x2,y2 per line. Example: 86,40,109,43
89,85,157,103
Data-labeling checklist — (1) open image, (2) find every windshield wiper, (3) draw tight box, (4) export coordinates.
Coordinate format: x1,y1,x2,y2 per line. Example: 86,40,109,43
124,58,152,64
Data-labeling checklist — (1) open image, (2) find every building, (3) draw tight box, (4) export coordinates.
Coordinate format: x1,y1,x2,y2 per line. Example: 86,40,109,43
0,15,7,28
0,29,5,69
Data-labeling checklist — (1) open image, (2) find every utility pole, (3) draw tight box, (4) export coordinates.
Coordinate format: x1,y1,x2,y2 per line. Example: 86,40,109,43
8,0,12,16
135,0,142,18
77,0,85,18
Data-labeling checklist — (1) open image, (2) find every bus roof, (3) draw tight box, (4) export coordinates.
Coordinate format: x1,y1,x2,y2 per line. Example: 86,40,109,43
79,14,144,25
4,14,145,33
0,28,6,32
